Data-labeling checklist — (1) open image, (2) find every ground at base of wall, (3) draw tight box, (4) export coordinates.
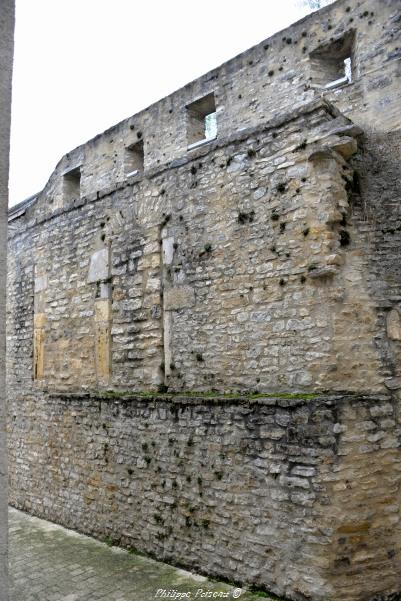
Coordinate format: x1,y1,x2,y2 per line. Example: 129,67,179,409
9,507,285,601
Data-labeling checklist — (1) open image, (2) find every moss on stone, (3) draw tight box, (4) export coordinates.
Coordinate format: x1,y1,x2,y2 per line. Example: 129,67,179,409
98,389,319,401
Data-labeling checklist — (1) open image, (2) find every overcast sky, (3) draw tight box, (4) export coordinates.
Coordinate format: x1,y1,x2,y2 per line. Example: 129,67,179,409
9,0,324,207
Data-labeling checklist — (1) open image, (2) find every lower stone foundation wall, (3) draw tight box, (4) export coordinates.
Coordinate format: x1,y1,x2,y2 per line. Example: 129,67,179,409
7,392,401,601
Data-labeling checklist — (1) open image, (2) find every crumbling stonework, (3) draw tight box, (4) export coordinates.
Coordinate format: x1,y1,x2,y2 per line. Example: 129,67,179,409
6,0,401,599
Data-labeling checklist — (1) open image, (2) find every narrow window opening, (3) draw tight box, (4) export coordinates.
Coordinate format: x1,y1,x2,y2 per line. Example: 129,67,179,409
63,166,81,203
344,57,352,83
186,93,217,148
205,112,217,140
309,31,354,90
124,140,144,177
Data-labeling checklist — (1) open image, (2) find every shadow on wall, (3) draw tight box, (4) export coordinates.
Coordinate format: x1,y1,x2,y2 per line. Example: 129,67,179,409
351,130,401,387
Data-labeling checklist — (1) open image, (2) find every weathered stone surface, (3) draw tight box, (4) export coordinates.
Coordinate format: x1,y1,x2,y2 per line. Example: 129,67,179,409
164,286,195,311
387,309,401,341
384,377,401,391
7,392,401,601
34,274,47,293
5,1,401,601
7,99,390,395
87,247,109,283
162,237,175,266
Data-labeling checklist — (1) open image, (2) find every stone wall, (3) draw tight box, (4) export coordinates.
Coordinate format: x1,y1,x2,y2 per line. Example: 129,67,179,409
8,391,401,601
7,100,401,396
7,99,401,396
9,0,401,219
6,1,401,600
7,0,401,396
349,131,401,390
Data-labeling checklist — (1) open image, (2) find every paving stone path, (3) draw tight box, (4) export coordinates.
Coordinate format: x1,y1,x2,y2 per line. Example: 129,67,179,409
9,508,276,601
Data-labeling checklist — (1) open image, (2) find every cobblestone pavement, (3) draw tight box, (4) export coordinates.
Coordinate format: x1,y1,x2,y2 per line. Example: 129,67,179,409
9,508,276,601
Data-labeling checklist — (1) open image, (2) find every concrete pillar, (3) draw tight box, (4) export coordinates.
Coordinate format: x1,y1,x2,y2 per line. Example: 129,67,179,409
0,0,15,597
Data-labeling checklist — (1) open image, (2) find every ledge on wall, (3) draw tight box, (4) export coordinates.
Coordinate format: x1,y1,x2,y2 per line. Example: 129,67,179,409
44,389,393,408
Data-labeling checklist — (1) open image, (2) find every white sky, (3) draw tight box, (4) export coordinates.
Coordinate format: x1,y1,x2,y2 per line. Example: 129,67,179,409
9,0,321,207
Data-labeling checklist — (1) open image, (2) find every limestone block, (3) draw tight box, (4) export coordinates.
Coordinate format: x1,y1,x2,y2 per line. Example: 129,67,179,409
95,323,111,380
87,248,109,283
330,136,358,159
162,237,175,266
387,309,401,340
99,282,111,299
145,277,161,293
144,241,159,255
33,313,46,329
384,377,401,390
326,253,344,266
137,253,160,271
308,264,338,278
94,300,110,323
164,286,195,311
34,274,48,293
307,147,335,163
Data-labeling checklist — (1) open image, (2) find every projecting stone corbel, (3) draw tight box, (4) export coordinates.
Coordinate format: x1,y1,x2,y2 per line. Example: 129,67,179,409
303,132,357,280
307,147,336,163
329,136,358,160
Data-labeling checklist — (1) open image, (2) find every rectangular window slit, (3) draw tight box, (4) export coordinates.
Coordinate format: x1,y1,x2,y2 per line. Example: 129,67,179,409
62,166,81,203
124,140,144,177
309,31,355,90
186,93,217,147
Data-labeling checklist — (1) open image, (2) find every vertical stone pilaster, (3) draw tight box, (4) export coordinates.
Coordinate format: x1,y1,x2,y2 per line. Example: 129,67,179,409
33,272,47,380
161,230,174,382
94,286,112,384
33,316,45,380
88,246,112,385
